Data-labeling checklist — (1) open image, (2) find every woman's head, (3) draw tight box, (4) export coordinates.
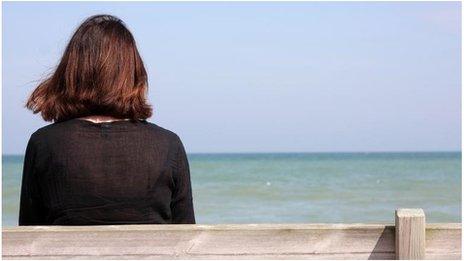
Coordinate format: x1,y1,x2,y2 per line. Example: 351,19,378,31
26,14,152,122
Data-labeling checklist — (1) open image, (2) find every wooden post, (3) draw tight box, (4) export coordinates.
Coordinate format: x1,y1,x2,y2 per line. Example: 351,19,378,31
395,208,426,260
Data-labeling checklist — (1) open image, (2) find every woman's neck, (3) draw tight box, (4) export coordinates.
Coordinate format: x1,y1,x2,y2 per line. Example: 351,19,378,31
78,115,130,123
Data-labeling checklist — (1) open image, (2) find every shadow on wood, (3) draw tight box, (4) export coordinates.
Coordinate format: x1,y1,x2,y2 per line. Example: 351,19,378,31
368,226,395,260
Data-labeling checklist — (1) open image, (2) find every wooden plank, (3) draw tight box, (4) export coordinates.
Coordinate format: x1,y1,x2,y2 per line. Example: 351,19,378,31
395,209,426,259
425,223,461,260
2,223,460,260
2,253,394,260
2,224,395,260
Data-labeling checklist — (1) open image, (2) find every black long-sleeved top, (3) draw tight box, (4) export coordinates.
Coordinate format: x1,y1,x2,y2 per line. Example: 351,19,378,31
19,118,195,225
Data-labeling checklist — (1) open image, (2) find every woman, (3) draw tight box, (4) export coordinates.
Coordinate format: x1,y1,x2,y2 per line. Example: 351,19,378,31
19,15,195,225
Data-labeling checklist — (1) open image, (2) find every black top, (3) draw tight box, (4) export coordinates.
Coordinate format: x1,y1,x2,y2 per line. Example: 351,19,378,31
19,118,195,225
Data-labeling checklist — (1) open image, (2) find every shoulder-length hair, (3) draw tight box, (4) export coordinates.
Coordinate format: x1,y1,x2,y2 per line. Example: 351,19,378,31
26,15,152,122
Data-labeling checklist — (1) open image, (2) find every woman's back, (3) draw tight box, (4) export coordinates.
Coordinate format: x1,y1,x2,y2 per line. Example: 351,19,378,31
19,15,195,225
19,118,195,225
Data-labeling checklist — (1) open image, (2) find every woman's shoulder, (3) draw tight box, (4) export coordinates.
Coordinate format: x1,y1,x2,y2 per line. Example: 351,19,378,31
29,118,183,144
142,121,183,143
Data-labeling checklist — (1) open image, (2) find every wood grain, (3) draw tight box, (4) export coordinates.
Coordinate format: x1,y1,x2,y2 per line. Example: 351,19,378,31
2,223,460,260
395,209,425,259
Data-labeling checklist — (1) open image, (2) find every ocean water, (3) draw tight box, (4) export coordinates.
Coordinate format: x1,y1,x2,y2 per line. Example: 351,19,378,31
2,152,461,226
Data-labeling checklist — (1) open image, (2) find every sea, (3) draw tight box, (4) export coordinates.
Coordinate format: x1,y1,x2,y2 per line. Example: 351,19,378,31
2,152,461,226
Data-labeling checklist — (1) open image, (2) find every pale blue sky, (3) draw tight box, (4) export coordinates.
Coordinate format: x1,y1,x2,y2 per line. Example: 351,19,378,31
3,2,461,154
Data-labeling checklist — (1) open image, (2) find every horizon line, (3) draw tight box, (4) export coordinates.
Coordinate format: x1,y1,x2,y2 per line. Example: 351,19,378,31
2,150,461,156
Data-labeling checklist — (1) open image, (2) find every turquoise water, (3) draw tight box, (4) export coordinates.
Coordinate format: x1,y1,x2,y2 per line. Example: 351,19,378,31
3,152,461,226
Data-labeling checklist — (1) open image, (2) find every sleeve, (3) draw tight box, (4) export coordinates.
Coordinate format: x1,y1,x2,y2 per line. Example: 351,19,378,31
170,137,195,224
18,134,47,225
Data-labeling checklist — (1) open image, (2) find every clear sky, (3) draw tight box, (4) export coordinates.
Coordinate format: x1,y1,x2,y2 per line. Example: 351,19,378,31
3,2,461,154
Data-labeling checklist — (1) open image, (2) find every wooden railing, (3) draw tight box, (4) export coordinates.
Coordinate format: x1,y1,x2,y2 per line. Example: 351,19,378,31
2,209,461,259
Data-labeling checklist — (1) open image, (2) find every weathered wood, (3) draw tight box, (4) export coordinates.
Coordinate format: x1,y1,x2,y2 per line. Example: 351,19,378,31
3,224,395,259
425,223,461,260
395,209,426,259
2,222,461,260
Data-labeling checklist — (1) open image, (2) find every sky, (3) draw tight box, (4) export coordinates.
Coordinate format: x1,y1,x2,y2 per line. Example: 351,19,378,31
3,2,461,154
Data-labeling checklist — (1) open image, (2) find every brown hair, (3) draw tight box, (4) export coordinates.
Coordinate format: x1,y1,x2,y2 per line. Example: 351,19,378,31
26,14,152,122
